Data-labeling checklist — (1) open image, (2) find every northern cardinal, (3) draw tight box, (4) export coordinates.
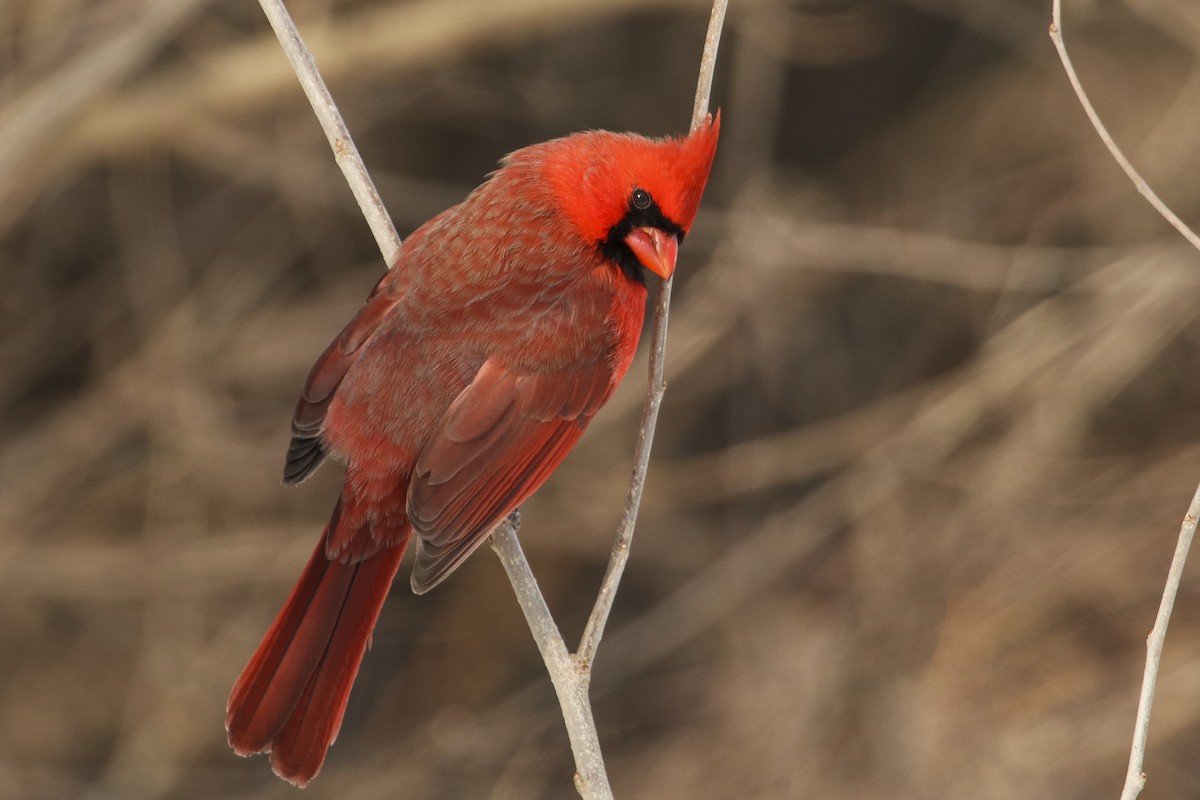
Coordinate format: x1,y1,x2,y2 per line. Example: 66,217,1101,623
226,114,720,785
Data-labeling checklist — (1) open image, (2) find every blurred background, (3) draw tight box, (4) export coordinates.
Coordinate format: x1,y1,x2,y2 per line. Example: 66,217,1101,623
3,0,1200,797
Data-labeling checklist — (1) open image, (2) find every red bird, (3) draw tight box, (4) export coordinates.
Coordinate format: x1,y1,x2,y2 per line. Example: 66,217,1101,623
226,115,720,785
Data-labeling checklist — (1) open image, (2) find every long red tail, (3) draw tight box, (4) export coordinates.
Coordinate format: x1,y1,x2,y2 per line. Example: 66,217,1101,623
226,505,408,786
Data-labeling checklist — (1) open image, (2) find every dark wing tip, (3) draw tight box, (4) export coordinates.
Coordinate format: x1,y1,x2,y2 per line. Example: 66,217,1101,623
408,535,483,595
283,434,327,485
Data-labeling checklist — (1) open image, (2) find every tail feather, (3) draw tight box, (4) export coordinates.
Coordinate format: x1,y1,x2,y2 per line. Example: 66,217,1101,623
269,551,403,783
227,504,408,786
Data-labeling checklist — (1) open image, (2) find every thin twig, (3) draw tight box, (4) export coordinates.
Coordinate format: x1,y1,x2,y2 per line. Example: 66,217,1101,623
257,0,402,266
578,0,728,668
1118,484,1200,800
691,0,729,132
1049,4,1200,798
1049,0,1200,253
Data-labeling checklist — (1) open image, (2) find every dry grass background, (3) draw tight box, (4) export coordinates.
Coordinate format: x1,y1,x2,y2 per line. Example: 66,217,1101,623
3,0,1200,798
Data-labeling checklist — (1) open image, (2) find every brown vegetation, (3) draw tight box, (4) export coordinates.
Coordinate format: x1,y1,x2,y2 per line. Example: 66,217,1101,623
2,0,1199,798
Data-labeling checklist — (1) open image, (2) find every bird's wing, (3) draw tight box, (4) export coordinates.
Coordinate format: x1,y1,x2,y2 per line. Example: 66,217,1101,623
406,355,614,593
284,279,402,485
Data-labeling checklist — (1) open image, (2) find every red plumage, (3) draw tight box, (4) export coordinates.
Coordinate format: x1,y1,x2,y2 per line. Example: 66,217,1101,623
226,115,720,785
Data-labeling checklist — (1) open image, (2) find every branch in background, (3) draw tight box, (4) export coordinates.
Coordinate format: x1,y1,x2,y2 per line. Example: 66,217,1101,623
1048,3,1200,799
1049,0,1200,252
1120,484,1200,800
0,0,204,239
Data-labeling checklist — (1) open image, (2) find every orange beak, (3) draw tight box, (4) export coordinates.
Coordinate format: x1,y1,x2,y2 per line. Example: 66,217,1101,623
623,226,679,280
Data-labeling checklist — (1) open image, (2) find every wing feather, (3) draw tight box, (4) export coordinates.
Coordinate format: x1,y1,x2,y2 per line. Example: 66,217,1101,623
406,356,613,594
284,281,402,485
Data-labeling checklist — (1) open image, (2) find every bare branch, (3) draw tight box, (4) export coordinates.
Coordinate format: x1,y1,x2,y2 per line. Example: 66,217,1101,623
258,0,402,266
1118,484,1200,800
1049,4,1200,797
691,0,729,131
1049,0,1200,253
578,0,728,668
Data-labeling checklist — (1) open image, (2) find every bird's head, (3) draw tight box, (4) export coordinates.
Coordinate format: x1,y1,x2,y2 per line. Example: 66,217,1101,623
537,113,720,284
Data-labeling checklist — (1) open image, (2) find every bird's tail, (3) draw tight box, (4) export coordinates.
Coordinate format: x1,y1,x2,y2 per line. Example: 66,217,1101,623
226,498,408,786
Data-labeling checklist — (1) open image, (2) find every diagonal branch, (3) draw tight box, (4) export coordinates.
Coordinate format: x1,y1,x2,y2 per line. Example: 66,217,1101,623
258,0,402,266
578,0,728,669
1049,0,1200,253
1119,483,1200,800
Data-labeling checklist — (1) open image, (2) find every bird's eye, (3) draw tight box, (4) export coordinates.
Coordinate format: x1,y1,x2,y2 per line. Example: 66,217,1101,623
631,188,652,210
